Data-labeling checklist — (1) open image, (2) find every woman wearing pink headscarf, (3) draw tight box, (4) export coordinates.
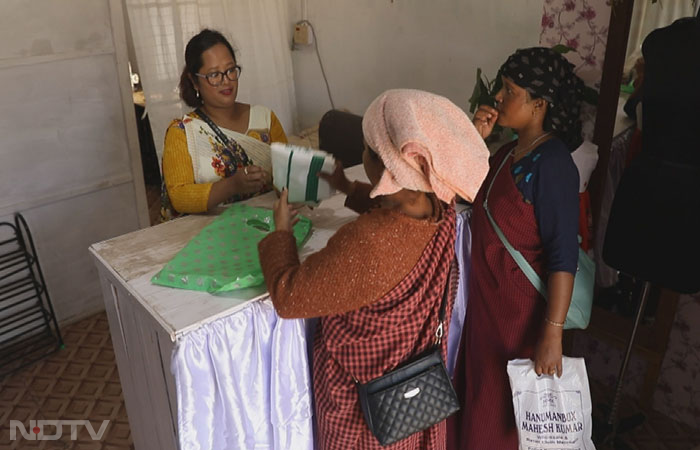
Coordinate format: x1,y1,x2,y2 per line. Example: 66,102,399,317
257,89,489,449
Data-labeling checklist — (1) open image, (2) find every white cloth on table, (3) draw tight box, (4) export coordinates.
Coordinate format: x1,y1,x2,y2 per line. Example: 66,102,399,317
172,299,314,450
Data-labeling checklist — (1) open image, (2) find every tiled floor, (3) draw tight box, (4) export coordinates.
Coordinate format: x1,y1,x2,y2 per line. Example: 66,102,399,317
589,379,700,450
2,311,699,449
0,313,132,450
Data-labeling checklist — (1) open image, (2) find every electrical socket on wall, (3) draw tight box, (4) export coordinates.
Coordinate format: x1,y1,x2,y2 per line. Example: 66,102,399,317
293,22,313,46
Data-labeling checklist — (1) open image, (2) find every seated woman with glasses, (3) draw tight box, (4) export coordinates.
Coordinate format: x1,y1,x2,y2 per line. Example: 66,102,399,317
161,29,288,221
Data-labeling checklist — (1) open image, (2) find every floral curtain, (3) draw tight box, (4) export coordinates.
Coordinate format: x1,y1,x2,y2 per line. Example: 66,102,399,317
539,0,611,142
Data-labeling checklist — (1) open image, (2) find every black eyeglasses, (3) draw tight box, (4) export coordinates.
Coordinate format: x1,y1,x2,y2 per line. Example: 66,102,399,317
195,66,242,87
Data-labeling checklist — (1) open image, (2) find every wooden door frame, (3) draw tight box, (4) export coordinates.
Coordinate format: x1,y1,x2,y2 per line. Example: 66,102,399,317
108,0,150,229
589,0,636,227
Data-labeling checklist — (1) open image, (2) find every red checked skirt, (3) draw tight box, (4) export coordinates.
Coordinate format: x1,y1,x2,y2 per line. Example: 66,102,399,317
312,207,457,450
447,144,548,450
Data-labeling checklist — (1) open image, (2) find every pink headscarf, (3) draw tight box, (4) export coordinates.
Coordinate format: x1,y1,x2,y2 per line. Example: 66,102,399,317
362,89,490,203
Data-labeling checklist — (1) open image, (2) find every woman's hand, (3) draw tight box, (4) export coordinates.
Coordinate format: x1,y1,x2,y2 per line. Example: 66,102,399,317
534,272,573,377
273,189,300,232
207,165,268,210
473,105,499,140
233,165,268,195
533,325,563,377
318,161,352,195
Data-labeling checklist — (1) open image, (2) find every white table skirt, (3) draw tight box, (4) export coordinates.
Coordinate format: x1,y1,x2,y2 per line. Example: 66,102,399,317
172,299,314,450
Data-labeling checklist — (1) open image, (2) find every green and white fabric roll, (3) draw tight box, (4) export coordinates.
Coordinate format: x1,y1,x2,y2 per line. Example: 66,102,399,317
271,143,336,204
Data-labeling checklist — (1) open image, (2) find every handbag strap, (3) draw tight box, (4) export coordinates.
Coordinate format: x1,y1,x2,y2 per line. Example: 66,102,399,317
434,266,451,345
194,108,251,167
346,264,452,384
483,149,549,299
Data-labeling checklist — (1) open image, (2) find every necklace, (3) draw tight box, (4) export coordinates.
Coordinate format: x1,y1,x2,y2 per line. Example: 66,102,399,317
512,132,551,158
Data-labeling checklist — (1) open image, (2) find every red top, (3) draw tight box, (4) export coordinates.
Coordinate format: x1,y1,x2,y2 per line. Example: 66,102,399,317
449,143,548,450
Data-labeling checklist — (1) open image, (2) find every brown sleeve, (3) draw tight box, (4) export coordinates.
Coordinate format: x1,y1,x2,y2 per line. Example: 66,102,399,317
258,212,435,319
344,181,381,214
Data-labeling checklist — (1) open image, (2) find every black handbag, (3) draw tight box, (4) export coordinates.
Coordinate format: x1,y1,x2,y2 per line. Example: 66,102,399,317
355,272,460,446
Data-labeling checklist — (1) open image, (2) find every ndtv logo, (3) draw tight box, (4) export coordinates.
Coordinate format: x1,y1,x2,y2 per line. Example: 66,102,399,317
10,420,110,441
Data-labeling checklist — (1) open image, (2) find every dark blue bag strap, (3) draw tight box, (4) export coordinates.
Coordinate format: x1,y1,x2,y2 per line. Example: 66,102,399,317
194,108,251,168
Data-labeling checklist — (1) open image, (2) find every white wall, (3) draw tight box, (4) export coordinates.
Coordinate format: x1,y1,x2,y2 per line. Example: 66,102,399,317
0,0,148,325
288,0,543,130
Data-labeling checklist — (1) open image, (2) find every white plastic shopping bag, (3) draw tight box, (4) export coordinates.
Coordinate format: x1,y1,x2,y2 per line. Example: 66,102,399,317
508,357,596,450
271,143,336,205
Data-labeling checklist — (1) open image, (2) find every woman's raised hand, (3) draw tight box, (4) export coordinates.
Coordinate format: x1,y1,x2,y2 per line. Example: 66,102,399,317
233,165,267,195
318,161,352,195
207,164,268,210
473,105,499,140
272,188,300,232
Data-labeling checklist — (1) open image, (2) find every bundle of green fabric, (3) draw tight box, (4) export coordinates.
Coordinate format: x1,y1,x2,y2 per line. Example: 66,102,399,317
152,204,311,293
271,143,336,205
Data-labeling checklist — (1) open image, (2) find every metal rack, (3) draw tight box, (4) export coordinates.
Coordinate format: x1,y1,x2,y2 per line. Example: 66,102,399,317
0,213,63,378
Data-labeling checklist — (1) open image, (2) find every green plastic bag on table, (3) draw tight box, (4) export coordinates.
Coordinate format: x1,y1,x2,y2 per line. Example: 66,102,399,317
151,203,312,293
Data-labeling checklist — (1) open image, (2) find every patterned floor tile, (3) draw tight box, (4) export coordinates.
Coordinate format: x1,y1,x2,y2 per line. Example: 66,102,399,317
35,397,71,419
60,331,86,348
58,362,91,382
1,313,132,449
0,384,28,405
83,365,114,383
88,401,120,422
93,350,115,366
73,381,103,401
0,394,41,424
97,383,121,403
25,376,59,399
60,399,95,421
80,335,109,350
44,379,81,400
31,358,70,382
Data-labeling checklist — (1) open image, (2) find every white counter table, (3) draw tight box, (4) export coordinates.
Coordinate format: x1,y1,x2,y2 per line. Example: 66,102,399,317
89,165,369,449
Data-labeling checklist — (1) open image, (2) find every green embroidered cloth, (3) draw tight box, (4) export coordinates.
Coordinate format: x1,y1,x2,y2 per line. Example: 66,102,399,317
151,204,311,293
270,143,336,205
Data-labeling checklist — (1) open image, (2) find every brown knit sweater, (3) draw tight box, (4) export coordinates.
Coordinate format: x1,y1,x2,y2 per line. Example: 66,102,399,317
258,182,441,318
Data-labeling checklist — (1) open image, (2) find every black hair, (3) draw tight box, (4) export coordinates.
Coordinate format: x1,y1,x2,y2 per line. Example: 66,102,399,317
179,29,237,108
364,143,383,165
367,146,381,160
